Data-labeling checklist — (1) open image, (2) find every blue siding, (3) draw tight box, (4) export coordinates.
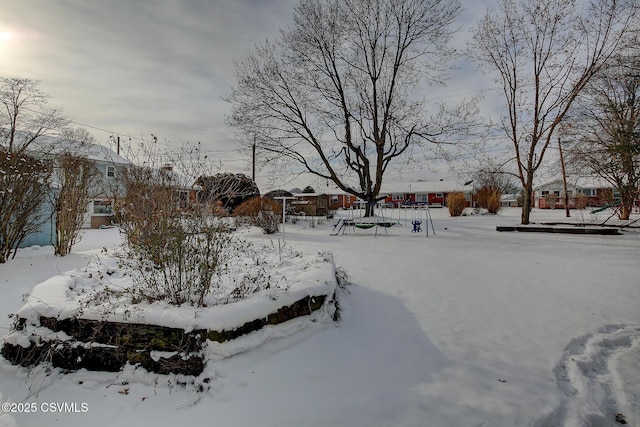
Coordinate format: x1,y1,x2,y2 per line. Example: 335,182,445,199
17,203,56,249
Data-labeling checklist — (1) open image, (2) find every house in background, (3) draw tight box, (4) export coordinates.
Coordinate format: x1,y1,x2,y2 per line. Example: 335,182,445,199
380,181,474,208
8,137,131,248
21,135,131,229
289,192,328,216
534,177,616,209
80,143,130,228
289,187,357,216
279,180,475,216
265,186,357,217
501,193,520,208
327,192,357,210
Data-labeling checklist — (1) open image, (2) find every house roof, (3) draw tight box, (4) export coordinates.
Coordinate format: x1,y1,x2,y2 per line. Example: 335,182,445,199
12,134,130,165
535,176,614,191
380,180,473,194
285,180,473,197
79,143,130,165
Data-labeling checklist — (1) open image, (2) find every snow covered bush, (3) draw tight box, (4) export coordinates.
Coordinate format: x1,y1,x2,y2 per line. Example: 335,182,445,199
233,196,281,234
0,150,53,263
118,218,235,306
447,192,466,217
114,163,237,306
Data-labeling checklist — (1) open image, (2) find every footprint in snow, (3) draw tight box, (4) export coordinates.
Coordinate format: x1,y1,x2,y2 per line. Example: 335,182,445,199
532,324,640,427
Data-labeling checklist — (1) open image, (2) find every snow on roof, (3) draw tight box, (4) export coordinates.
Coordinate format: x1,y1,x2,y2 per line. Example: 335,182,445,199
12,134,130,165
535,176,614,190
80,143,130,165
284,180,473,197
380,180,473,194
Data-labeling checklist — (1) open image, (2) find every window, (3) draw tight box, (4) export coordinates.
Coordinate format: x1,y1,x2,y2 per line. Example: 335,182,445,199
417,194,428,202
435,192,443,198
391,193,404,201
93,200,112,215
330,195,339,203
578,188,596,197
106,165,115,178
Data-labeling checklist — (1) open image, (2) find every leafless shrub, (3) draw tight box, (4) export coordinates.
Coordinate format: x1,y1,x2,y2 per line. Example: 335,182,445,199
545,193,558,210
112,141,236,306
0,77,67,262
0,150,53,262
54,152,100,256
447,192,466,217
574,193,589,210
475,186,502,214
233,196,281,234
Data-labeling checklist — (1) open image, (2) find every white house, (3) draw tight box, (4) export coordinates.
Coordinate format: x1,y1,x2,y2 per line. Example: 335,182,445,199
20,135,130,229
77,143,130,228
534,176,616,208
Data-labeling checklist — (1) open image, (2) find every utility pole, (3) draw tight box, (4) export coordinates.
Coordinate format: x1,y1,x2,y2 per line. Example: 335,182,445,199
252,135,256,182
558,136,570,218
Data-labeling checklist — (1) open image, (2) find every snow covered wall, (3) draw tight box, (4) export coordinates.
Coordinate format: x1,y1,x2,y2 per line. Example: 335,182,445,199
2,246,338,375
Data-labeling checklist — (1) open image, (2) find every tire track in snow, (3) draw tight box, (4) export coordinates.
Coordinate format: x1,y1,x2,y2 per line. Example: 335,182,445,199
534,324,640,427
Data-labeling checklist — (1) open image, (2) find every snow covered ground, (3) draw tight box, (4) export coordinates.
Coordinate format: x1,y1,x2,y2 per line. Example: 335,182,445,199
1,207,638,427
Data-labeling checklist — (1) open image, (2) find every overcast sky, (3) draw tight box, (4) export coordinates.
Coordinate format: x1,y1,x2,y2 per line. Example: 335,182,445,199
0,0,494,190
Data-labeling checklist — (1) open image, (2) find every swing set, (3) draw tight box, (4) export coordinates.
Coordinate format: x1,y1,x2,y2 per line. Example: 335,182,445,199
403,202,435,237
331,201,435,237
331,202,394,236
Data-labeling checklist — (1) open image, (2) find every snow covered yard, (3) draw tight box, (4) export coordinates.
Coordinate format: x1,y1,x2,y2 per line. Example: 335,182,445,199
1,207,639,427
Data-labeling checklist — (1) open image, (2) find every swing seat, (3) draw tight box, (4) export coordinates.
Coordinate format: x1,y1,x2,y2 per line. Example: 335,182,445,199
354,223,376,229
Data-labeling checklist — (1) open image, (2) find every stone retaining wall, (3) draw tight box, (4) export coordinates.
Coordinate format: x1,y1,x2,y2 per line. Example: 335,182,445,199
1,294,330,376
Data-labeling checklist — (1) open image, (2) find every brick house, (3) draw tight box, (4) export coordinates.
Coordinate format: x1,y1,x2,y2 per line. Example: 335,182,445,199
380,181,474,208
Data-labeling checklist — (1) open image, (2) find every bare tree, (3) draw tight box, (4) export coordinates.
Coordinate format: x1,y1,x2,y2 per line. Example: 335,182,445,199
53,128,101,256
469,0,637,224
196,173,260,213
0,150,52,262
470,160,520,195
568,50,640,220
0,77,68,154
0,77,68,262
228,0,463,216
54,153,99,256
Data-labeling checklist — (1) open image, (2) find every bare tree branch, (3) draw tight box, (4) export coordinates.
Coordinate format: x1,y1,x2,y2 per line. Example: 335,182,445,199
469,0,638,224
227,0,462,215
